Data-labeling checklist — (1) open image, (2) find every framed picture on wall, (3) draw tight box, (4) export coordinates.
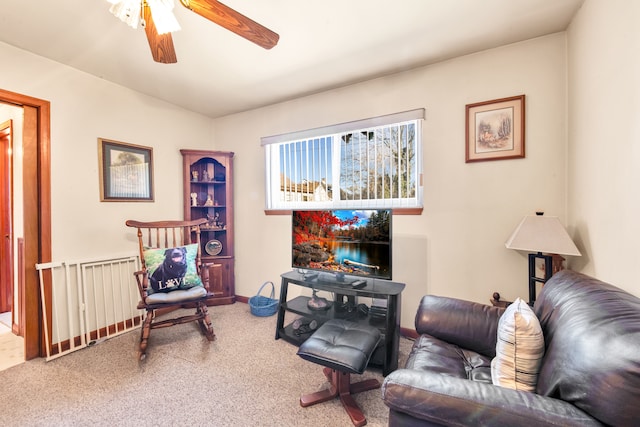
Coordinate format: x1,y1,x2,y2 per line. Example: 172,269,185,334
98,138,154,202
465,95,525,163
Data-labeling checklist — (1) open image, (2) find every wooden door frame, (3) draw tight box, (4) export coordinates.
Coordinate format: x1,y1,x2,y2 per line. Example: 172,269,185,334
0,88,51,360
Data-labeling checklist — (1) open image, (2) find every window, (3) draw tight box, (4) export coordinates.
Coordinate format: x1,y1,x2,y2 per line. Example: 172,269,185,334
262,109,424,211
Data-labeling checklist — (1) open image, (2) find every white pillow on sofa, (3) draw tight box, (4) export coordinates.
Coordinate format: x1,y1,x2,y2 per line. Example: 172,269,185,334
491,297,545,392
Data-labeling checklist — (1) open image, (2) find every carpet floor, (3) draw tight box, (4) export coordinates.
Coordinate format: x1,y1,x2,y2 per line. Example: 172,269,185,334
0,302,413,426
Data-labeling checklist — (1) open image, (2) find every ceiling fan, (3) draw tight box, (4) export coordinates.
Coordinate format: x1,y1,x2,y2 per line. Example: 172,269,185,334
107,0,279,64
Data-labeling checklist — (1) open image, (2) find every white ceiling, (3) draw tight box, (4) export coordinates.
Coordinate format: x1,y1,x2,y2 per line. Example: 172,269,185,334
0,0,584,119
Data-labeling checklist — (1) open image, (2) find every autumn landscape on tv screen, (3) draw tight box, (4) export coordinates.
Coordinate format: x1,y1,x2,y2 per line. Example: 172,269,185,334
292,210,391,279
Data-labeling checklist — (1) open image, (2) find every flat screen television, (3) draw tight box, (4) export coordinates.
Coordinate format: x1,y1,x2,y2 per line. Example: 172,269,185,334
292,209,392,281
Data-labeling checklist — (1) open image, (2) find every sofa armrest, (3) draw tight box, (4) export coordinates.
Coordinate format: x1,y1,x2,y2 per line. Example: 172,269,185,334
382,369,602,427
415,295,504,357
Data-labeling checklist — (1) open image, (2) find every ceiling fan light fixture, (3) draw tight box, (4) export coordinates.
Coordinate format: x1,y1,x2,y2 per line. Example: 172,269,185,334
108,0,277,64
146,0,181,35
107,0,142,29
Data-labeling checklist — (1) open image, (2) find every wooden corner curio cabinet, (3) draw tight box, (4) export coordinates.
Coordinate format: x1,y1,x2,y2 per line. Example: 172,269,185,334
181,149,235,305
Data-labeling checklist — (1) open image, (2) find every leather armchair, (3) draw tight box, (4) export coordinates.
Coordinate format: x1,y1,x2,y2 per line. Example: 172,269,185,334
382,270,640,426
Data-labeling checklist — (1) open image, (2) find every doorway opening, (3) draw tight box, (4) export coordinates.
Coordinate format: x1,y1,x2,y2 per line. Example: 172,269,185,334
0,116,24,370
0,89,51,361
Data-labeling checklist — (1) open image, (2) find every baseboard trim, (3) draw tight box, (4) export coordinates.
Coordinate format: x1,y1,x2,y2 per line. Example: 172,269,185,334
235,295,249,304
400,327,418,339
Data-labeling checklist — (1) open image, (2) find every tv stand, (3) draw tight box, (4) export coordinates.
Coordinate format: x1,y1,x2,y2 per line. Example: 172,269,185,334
275,270,405,375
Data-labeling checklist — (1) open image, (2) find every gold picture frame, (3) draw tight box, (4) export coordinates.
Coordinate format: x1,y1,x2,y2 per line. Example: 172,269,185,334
465,95,525,163
98,138,154,202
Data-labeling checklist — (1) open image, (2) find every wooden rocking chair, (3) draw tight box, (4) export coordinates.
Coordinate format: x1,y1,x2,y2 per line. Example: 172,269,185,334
126,218,215,360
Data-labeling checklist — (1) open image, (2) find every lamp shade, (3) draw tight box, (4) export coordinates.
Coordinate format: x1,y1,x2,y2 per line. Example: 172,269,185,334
505,215,581,256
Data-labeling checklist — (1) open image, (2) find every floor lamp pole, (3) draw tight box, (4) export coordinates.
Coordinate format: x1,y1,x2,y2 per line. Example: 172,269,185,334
528,252,552,305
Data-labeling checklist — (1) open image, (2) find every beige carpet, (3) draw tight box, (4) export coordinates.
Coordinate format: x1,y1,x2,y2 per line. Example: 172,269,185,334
0,302,413,426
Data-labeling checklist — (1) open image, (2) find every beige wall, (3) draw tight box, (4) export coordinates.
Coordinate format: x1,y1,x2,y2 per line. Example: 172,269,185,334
567,0,640,295
4,1,636,333
214,34,570,328
0,41,214,261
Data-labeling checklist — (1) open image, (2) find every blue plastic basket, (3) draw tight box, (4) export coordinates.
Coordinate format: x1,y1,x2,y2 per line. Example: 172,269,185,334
249,281,278,317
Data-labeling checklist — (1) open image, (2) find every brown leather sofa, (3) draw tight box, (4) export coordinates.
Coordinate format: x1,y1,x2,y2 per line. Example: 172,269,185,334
381,270,640,426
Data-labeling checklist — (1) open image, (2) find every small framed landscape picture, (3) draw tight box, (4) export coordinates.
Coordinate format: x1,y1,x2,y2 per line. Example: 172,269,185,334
465,95,525,163
98,138,154,202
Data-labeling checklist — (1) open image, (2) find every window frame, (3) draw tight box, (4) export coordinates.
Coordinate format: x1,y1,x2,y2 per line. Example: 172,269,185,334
262,109,424,214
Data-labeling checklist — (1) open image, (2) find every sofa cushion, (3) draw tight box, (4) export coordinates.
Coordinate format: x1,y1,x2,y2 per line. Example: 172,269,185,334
415,295,505,358
534,270,640,426
145,285,207,305
383,368,602,427
407,334,493,383
491,298,544,392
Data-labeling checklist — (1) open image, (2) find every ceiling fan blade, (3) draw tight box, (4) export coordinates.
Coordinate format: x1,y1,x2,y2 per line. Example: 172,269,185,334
143,4,178,64
180,0,279,49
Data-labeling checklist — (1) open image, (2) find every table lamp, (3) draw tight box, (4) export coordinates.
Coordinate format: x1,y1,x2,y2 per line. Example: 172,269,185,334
505,212,581,304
